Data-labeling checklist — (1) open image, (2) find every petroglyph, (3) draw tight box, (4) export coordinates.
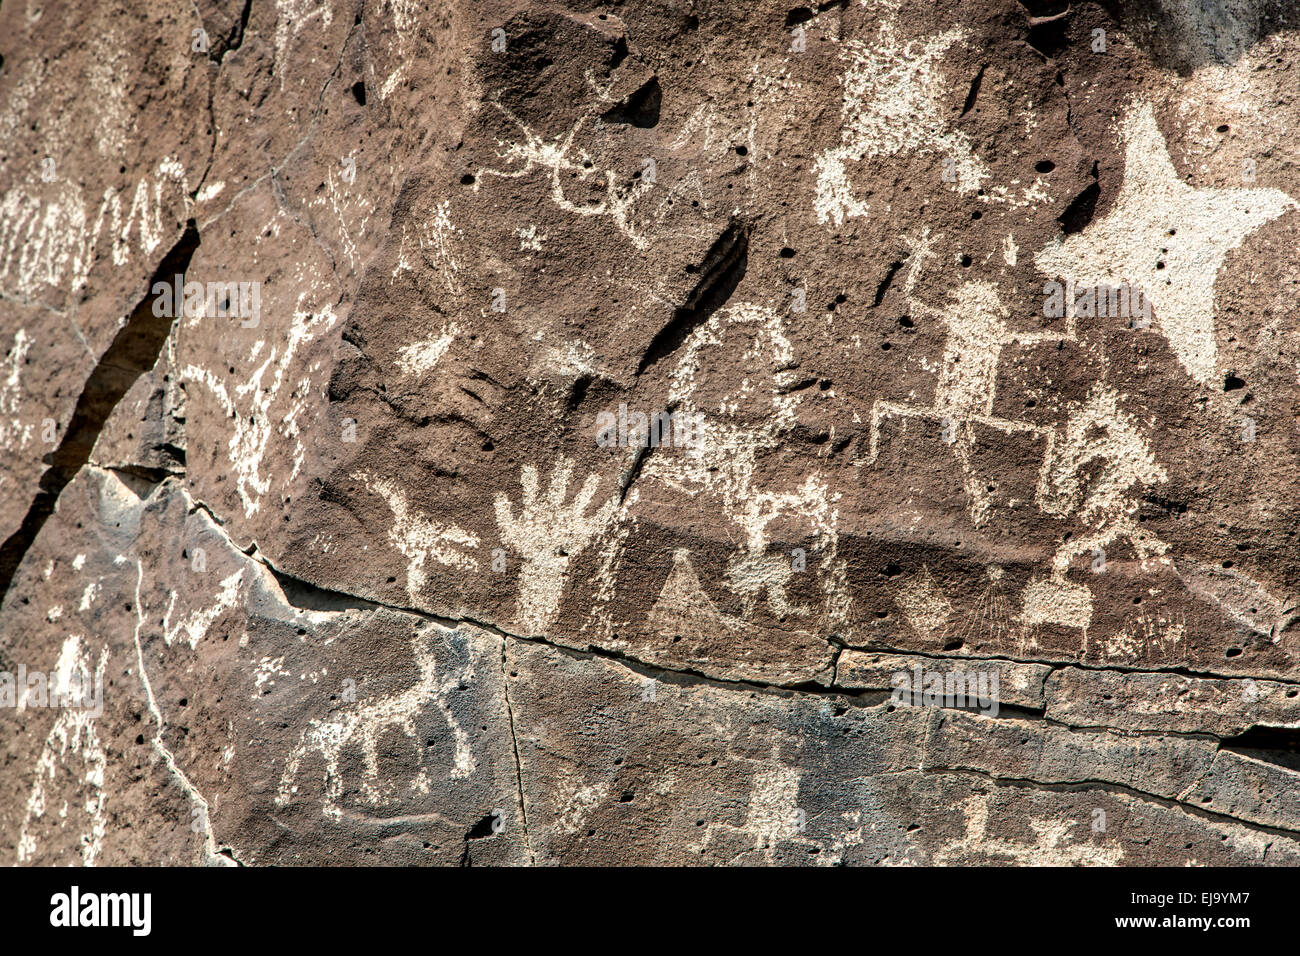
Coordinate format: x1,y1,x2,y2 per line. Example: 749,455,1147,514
475,101,676,250
276,628,476,818
130,561,234,866
395,322,460,377
162,569,245,649
274,0,334,91
15,636,109,865
495,458,617,635
1025,384,1170,636
0,158,189,302
376,0,421,100
815,19,989,226
866,279,1069,527
696,759,817,864
355,472,481,600
0,329,33,462
393,202,463,295
182,295,338,518
893,566,953,644
637,303,850,629
6,0,1300,869
647,549,746,640
932,794,1124,866
1035,99,1296,387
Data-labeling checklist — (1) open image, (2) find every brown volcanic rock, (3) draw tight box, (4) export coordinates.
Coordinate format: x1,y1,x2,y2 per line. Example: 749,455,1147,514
0,0,210,543
504,641,1300,864
3,0,1300,865
0,467,527,865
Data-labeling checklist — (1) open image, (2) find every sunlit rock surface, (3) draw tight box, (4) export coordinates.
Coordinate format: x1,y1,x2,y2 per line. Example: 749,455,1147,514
3,0,1300,865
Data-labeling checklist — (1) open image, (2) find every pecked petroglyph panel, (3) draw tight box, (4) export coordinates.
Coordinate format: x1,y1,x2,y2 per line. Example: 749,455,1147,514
4,0,1300,865
0,467,528,865
205,0,1300,685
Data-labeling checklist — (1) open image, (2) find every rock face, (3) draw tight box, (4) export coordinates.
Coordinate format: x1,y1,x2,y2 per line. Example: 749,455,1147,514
2,0,1300,866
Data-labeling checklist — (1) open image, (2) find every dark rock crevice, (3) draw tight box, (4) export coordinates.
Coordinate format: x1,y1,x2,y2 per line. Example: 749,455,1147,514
0,222,201,601
636,219,750,375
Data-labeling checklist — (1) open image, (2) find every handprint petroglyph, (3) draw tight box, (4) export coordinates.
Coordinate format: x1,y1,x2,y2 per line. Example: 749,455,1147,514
495,458,617,635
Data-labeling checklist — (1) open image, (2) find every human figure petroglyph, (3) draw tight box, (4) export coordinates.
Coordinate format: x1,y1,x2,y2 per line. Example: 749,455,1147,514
865,242,1173,645
1021,384,1169,639
865,279,1072,526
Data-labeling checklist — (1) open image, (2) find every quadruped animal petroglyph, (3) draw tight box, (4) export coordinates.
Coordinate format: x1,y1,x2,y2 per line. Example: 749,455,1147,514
4,0,1300,868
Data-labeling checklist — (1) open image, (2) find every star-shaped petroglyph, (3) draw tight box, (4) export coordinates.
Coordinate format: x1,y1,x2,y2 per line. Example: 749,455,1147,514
1035,99,1295,387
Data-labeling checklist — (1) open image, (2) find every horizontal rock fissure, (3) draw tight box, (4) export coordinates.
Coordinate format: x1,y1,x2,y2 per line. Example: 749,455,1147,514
923,766,1300,843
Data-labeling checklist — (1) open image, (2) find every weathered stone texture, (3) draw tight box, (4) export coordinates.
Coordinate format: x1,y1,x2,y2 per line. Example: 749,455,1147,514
4,0,1300,865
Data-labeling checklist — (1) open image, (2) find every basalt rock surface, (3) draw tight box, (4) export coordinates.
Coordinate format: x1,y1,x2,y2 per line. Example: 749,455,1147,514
3,0,1300,865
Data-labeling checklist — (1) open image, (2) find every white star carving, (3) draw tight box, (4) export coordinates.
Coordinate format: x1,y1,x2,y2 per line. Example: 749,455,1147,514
1035,99,1295,386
